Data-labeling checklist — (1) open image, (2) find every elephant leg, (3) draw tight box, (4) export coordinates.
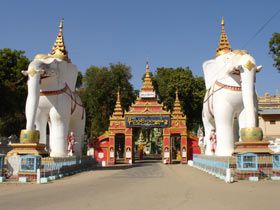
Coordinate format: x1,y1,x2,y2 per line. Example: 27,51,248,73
35,109,49,145
49,107,70,157
214,105,235,156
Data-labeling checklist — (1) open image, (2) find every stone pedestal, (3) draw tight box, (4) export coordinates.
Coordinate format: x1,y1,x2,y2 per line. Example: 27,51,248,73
234,127,273,154
7,130,48,157
8,143,48,157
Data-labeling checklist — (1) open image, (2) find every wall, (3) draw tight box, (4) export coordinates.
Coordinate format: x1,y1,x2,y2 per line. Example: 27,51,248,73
259,115,280,139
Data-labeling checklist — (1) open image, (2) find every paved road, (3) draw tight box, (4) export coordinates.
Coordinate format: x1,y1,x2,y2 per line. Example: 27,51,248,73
1,161,280,210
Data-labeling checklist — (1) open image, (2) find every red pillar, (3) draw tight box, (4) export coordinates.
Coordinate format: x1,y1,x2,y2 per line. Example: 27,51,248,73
125,128,132,164
163,128,171,164
108,135,115,165
181,134,188,164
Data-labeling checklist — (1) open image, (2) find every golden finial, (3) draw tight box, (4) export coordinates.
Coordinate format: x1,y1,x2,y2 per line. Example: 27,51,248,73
216,17,231,57
175,89,179,101
221,16,225,25
110,88,124,120
59,18,63,29
145,61,150,73
141,62,154,92
50,19,71,62
111,88,123,118
172,89,185,118
117,88,121,103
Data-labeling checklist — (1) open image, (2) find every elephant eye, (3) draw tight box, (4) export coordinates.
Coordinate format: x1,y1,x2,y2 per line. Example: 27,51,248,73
232,68,240,75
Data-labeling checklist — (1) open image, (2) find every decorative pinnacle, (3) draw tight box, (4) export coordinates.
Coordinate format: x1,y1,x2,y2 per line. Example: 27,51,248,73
172,89,185,117
59,18,63,29
221,16,225,25
141,62,154,92
111,89,123,118
175,89,179,101
50,18,71,62
216,17,231,57
145,61,150,73
117,88,121,103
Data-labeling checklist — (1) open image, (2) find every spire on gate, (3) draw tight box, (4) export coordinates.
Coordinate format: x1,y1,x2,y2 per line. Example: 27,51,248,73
50,19,71,62
216,17,231,57
171,89,186,128
172,89,185,117
140,62,155,94
111,89,123,118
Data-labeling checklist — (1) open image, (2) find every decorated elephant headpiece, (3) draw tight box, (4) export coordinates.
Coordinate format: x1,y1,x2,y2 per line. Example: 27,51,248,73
216,17,231,57
32,19,70,62
203,18,262,89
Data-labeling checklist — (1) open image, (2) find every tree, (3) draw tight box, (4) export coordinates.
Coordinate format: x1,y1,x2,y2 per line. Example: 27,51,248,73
269,33,280,71
153,67,205,131
81,63,136,138
0,48,30,136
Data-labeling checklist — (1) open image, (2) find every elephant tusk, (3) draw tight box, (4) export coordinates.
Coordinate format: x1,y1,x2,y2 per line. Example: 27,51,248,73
256,65,262,72
21,70,28,76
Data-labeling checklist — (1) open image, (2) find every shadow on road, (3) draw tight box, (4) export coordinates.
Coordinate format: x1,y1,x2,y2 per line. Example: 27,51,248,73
94,159,163,171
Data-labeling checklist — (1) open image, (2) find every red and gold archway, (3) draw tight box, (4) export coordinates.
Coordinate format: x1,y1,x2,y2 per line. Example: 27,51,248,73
94,63,200,165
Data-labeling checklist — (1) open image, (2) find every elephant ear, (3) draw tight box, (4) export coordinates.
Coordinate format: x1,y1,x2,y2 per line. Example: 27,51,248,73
202,59,222,89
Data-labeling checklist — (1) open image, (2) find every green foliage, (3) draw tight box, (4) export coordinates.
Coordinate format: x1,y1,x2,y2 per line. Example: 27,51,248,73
82,65,205,137
0,48,30,136
269,33,280,71
153,67,205,131
81,63,136,138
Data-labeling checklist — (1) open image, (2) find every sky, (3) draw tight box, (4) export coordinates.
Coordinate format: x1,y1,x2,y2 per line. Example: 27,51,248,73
0,0,279,95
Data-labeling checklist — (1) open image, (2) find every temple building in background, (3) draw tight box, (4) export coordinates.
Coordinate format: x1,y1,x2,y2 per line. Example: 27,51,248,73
258,92,280,140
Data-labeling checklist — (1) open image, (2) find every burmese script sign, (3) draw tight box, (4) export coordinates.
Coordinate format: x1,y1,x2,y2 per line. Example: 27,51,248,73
139,91,156,98
126,116,170,128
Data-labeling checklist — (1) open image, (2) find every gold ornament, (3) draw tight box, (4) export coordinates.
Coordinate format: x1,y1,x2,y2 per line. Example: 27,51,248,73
49,19,71,62
240,127,263,142
244,60,256,71
216,17,231,57
20,129,40,144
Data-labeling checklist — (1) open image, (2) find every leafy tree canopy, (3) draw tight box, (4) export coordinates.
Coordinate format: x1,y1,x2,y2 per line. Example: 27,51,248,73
0,48,30,136
81,63,136,138
153,67,205,131
269,33,280,71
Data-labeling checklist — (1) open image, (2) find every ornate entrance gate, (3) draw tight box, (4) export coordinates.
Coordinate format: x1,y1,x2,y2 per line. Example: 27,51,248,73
94,63,196,165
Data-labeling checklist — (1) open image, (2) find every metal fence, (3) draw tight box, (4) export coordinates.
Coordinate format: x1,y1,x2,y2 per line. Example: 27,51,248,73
192,154,233,182
40,156,96,180
193,154,280,182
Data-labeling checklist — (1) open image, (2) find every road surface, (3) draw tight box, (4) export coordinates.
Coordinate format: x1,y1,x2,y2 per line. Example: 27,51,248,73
0,161,279,210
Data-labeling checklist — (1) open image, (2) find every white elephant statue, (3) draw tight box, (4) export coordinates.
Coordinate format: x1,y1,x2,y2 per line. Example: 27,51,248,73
202,50,262,156
22,54,85,157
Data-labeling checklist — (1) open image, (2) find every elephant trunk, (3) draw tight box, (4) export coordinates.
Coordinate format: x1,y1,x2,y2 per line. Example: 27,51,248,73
241,68,257,128
25,71,41,130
